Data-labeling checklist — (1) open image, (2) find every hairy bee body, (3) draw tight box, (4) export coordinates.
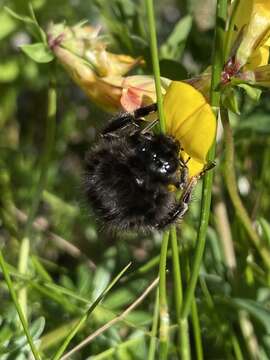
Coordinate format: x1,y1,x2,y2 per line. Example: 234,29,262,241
84,131,181,231
83,103,212,232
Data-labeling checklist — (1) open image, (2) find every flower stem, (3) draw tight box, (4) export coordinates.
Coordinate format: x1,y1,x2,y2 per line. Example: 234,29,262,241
170,226,186,356
148,288,159,360
224,0,240,60
145,1,169,357
191,299,204,360
181,0,228,320
220,107,270,269
145,0,166,134
0,250,41,360
171,227,183,315
159,231,170,359
180,318,191,360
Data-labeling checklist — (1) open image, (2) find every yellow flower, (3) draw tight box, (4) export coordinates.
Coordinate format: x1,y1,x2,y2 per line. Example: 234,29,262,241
237,64,270,87
163,81,216,178
53,45,171,112
233,0,270,69
48,22,173,112
48,22,143,77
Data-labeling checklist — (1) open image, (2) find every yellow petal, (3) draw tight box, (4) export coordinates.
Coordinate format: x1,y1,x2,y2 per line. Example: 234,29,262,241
163,81,216,174
235,0,270,68
232,0,253,46
245,44,270,69
181,151,205,179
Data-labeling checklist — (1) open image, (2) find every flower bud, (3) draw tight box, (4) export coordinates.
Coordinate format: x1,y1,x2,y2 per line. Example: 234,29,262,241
238,64,270,87
47,22,143,77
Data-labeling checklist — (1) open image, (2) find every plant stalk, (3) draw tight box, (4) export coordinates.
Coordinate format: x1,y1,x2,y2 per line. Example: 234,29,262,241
159,231,170,359
181,0,228,320
145,0,166,134
0,250,41,360
220,107,270,269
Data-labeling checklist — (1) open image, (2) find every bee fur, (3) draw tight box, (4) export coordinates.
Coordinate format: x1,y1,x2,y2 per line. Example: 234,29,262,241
84,104,214,232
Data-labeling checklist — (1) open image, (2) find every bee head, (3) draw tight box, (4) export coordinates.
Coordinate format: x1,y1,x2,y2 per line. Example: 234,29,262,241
130,132,180,181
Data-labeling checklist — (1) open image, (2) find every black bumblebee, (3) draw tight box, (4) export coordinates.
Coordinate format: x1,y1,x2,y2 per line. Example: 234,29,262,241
84,103,213,231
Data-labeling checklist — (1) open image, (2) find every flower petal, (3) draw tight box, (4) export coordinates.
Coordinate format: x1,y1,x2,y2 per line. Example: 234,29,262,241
181,151,205,178
246,44,270,69
48,22,143,77
163,81,216,173
235,0,270,68
120,75,171,112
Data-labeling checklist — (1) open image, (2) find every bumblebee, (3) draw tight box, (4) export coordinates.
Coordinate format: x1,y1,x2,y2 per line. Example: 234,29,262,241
84,103,214,231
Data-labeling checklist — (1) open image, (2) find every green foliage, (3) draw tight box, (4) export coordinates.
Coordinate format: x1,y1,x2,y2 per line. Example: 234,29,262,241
1,0,270,359
20,43,54,63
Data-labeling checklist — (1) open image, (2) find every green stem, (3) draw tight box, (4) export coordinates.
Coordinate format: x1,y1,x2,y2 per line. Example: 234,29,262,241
191,299,203,360
145,0,166,134
148,288,159,360
231,331,244,360
220,108,270,269
171,227,183,316
170,226,186,357
18,236,30,319
181,0,228,320
224,0,240,60
17,79,57,317
180,318,190,360
0,250,41,360
159,231,170,360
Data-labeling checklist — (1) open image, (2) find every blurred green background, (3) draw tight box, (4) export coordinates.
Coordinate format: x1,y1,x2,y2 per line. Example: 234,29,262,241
1,0,270,359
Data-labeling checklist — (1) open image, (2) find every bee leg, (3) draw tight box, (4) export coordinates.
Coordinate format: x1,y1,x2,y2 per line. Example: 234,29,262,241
102,103,157,135
156,202,189,230
198,161,216,177
102,112,140,136
157,162,216,229
156,177,197,229
176,165,189,190
141,119,159,134
133,103,157,118
172,157,190,190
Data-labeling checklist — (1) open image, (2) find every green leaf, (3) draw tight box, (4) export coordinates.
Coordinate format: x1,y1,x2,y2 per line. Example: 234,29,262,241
1,317,45,355
92,266,111,299
0,11,17,40
237,83,262,102
232,298,270,333
28,3,47,44
160,15,192,60
5,5,47,44
20,43,54,63
103,288,134,309
4,6,35,24
221,87,240,114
